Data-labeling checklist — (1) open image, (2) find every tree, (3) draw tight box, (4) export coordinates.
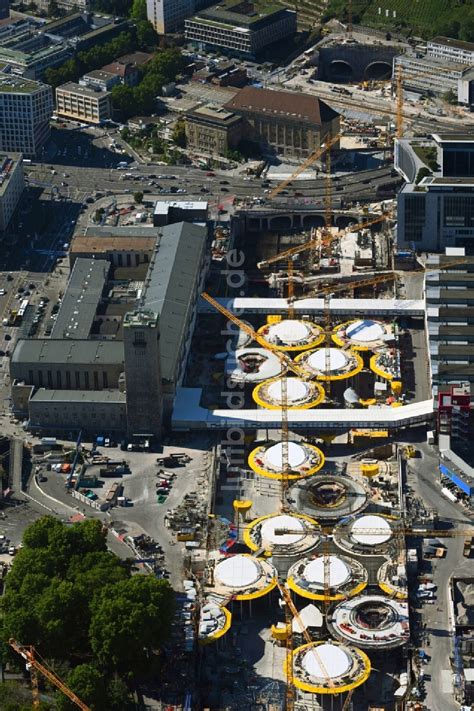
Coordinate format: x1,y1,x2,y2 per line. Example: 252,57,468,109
89,576,174,673
133,191,143,203
56,664,108,711
136,20,157,49
415,167,431,184
111,85,136,119
130,0,147,20
443,89,457,105
172,118,186,148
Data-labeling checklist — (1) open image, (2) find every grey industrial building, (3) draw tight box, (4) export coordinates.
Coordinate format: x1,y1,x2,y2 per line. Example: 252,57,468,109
10,221,208,438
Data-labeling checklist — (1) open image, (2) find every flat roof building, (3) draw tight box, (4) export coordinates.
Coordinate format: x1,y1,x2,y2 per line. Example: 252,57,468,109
185,0,296,59
394,53,471,101
10,221,208,436
0,73,52,156
0,153,24,232
51,258,109,340
224,86,340,158
427,36,474,65
56,82,111,124
153,200,208,227
185,104,242,156
81,69,120,92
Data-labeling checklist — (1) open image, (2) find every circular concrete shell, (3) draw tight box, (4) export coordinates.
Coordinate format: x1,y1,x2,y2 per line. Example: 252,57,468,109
295,347,363,381
253,377,325,410
328,595,410,649
287,553,368,601
212,554,277,601
257,319,324,352
352,515,392,545
243,512,321,556
377,560,408,600
226,348,283,384
334,514,397,556
288,641,371,694
248,440,325,481
333,319,390,351
290,473,368,520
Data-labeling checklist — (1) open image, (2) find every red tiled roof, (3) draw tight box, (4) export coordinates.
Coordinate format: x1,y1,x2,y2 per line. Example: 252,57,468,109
224,86,339,126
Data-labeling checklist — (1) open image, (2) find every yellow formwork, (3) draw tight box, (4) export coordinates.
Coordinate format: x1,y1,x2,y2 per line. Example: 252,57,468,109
286,575,367,602
257,321,325,352
370,353,397,381
332,319,387,352
286,641,371,695
243,512,321,553
252,377,325,410
199,606,232,645
295,348,364,381
248,442,325,481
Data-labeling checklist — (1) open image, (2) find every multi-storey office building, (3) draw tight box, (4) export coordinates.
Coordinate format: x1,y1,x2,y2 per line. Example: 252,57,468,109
185,105,243,156
427,36,474,66
185,0,296,59
56,82,111,124
0,153,24,232
0,73,52,156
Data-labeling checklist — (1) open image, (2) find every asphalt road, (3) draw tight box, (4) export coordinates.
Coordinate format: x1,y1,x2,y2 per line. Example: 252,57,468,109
406,442,473,711
24,161,399,212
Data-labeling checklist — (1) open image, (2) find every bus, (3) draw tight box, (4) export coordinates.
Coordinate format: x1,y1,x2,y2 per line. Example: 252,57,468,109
16,299,29,323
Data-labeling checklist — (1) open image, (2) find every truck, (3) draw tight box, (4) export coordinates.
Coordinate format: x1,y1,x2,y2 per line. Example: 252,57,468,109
100,467,119,477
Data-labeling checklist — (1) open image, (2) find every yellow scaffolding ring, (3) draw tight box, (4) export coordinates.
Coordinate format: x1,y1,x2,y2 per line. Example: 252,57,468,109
252,377,325,410
199,606,232,645
248,442,325,481
243,512,320,552
295,349,364,381
285,641,371,694
370,353,395,381
257,321,325,352
332,319,388,352
286,575,367,602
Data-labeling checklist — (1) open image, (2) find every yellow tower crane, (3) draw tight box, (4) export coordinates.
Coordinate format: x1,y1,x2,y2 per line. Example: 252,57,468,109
268,133,341,201
9,638,91,711
257,209,395,272
201,292,313,512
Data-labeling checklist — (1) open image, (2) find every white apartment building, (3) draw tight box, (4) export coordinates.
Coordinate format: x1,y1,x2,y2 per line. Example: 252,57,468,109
0,153,24,232
146,0,194,34
427,36,474,65
0,73,53,157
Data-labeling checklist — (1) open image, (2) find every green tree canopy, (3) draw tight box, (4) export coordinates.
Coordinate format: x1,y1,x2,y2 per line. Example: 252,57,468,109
89,576,174,673
130,0,147,20
2,516,172,688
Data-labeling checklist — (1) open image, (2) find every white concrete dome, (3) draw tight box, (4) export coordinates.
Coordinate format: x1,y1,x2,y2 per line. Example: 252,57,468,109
304,556,351,587
346,320,384,343
215,555,260,588
307,348,349,373
267,320,311,344
267,378,309,403
259,515,306,546
264,441,308,470
302,643,352,680
351,515,392,545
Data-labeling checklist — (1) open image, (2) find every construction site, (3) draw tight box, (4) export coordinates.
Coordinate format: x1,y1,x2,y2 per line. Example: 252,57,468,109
172,112,459,710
